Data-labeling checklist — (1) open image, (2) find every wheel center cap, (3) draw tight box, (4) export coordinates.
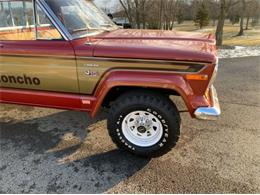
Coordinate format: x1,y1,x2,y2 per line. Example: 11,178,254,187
137,126,147,133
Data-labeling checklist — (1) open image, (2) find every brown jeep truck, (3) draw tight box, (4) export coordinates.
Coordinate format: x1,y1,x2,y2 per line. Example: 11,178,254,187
0,0,220,157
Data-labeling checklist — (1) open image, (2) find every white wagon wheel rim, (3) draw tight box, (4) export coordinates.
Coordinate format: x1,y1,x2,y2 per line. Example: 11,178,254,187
122,110,164,147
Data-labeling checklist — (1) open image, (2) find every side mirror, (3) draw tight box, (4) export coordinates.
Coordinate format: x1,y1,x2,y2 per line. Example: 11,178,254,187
107,13,113,20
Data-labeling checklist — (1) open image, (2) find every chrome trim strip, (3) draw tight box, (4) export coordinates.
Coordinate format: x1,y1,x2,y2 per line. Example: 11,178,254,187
194,86,221,120
37,0,72,41
207,57,219,89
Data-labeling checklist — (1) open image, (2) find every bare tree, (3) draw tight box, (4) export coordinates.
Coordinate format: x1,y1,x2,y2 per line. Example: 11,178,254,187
208,0,219,26
119,0,149,29
245,0,252,30
251,0,260,26
215,0,239,46
237,0,246,36
215,0,226,46
176,0,185,24
140,0,147,28
158,0,163,29
244,0,260,29
117,0,256,46
119,0,134,25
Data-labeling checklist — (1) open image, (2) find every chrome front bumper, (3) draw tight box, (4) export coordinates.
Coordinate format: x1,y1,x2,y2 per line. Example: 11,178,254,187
194,86,221,120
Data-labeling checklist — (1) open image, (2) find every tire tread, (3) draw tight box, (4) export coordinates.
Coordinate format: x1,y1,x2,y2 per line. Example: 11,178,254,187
107,90,181,157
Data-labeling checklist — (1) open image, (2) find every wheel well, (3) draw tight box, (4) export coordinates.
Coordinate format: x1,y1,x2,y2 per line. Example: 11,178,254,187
102,86,180,108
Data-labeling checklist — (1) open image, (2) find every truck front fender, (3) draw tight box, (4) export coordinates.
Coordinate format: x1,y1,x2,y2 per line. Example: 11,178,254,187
90,70,196,117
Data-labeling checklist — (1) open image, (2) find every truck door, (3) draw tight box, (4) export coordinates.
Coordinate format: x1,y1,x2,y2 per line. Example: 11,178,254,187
0,0,78,93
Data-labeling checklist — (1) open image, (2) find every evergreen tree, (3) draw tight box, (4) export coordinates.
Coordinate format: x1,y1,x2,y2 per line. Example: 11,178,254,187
177,11,184,24
194,2,209,29
230,14,240,25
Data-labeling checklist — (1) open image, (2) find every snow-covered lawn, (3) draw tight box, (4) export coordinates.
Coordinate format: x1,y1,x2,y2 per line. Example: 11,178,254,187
218,46,260,59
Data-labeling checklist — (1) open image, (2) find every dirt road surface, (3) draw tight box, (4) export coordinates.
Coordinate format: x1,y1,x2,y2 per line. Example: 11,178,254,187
0,57,259,193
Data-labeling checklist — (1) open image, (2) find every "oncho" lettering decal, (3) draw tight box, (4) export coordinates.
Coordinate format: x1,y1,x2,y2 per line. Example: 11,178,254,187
0,74,41,86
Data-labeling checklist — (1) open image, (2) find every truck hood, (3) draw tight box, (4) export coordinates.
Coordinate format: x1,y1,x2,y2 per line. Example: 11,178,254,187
93,29,217,63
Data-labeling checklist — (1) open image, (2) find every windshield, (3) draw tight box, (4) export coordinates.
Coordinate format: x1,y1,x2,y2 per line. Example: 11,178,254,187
43,0,118,39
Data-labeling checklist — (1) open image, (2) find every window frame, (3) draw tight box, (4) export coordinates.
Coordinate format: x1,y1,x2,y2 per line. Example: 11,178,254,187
35,1,64,40
37,0,72,40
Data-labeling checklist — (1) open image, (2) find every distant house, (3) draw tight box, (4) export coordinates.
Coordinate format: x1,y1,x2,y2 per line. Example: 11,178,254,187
106,10,132,29
112,17,131,29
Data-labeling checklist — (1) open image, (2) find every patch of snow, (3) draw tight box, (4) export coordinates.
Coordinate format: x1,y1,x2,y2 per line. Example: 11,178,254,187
196,28,212,32
218,46,260,59
234,46,245,50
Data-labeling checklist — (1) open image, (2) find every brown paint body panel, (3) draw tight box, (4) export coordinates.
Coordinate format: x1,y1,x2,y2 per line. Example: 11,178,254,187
0,40,79,93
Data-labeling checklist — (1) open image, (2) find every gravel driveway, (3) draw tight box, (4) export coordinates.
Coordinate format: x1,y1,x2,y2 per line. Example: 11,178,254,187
0,56,260,193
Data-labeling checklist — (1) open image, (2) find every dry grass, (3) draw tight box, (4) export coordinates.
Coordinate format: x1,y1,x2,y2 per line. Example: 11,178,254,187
173,21,260,46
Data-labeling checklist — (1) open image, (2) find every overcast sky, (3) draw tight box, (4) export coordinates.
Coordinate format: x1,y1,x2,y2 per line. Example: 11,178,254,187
94,0,119,12
94,0,193,13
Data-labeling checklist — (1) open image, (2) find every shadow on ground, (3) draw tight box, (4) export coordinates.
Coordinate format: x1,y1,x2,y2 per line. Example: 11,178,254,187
0,109,150,193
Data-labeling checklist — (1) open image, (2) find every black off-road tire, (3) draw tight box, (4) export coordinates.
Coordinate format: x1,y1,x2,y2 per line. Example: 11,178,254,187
107,90,181,157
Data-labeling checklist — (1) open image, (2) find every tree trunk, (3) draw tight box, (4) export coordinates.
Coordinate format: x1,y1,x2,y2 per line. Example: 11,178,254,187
212,19,216,26
245,15,250,30
134,0,141,29
141,1,146,29
158,0,163,29
119,0,133,25
215,0,226,46
237,0,246,36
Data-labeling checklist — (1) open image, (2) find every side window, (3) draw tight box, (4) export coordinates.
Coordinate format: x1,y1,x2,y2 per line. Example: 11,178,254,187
0,0,34,40
36,4,63,40
0,0,63,41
